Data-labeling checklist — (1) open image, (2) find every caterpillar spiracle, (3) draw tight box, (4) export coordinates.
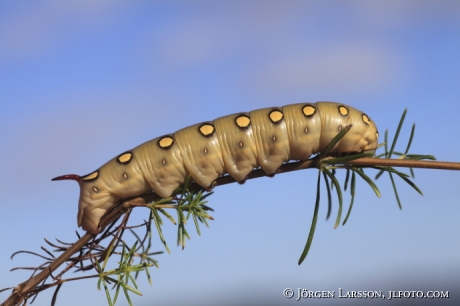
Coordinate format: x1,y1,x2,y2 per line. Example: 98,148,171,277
53,102,379,234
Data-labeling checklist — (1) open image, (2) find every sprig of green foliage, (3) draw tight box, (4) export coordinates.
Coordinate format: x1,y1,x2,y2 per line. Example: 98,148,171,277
298,109,432,265
97,177,215,305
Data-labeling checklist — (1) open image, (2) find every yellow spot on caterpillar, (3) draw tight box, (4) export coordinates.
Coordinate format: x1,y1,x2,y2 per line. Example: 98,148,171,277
92,187,98,193
269,110,283,123
82,171,99,181
158,136,174,148
117,152,132,164
235,115,251,128
362,114,370,125
338,106,349,116
123,173,128,179
199,124,215,136
302,105,316,116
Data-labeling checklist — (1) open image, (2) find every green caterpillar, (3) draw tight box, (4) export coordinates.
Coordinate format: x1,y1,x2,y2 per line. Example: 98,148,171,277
53,102,379,234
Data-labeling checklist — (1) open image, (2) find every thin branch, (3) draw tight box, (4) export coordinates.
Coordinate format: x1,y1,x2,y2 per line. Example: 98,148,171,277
2,156,460,306
338,157,460,170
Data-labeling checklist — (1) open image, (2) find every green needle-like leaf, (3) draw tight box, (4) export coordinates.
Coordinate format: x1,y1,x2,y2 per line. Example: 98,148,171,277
399,175,423,196
123,285,133,306
343,170,356,225
375,169,384,180
321,152,373,165
158,208,176,225
354,168,381,197
113,276,121,305
298,171,321,265
319,125,351,158
96,259,104,289
119,281,142,296
128,273,138,290
192,213,201,236
384,129,389,158
389,172,402,209
200,191,215,201
102,278,113,306
410,167,415,178
322,171,332,220
388,108,407,158
372,166,410,178
344,168,350,191
144,264,152,285
405,154,436,160
331,169,336,190
323,168,343,229
151,209,170,254
404,123,416,155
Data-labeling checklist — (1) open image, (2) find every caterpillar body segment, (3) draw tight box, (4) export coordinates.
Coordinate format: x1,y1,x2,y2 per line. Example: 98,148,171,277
53,101,379,234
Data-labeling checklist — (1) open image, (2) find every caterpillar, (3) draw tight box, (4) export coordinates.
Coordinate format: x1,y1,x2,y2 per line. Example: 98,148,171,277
53,102,379,234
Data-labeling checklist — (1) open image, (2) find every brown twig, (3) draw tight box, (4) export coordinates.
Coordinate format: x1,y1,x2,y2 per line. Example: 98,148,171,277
2,157,459,306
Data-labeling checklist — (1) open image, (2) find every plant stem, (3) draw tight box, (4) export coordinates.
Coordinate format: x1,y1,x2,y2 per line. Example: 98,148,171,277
2,157,459,306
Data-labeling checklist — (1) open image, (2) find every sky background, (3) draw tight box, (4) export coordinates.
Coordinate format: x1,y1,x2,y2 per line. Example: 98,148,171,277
1,1,459,305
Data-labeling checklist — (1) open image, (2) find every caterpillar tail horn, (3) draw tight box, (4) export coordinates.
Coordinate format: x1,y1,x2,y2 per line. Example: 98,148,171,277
52,174,81,182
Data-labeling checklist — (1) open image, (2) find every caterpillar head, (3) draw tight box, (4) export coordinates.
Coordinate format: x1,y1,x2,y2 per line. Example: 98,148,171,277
52,173,120,234
316,102,379,155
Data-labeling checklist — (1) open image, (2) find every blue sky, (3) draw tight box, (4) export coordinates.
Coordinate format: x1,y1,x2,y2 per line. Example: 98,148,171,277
1,1,459,305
